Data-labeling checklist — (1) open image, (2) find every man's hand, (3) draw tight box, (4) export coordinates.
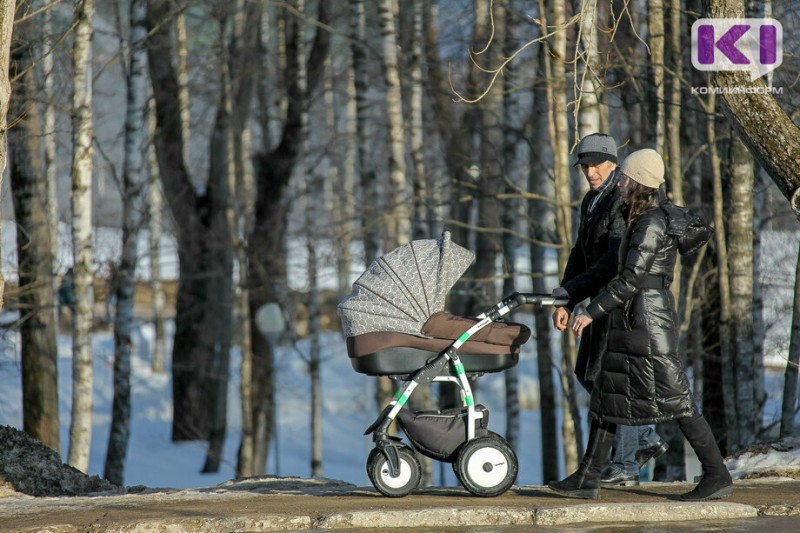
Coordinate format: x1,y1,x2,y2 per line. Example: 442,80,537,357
552,306,570,331
572,313,593,338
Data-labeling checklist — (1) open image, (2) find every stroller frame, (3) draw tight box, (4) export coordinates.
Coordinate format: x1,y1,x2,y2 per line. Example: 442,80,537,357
363,292,566,497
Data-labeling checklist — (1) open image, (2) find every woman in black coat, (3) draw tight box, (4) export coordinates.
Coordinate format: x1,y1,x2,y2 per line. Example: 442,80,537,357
548,148,732,502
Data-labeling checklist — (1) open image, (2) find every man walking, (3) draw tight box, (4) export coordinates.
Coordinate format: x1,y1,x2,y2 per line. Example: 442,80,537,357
551,133,668,485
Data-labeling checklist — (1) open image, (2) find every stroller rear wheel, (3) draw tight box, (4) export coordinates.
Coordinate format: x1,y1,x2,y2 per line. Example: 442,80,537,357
367,446,421,497
455,433,518,497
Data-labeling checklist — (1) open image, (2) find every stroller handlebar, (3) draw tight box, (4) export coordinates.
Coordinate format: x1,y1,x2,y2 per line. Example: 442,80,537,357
500,292,569,312
512,292,569,307
480,292,569,320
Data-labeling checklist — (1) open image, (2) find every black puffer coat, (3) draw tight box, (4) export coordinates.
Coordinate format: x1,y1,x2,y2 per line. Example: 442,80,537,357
561,171,626,388
584,203,709,425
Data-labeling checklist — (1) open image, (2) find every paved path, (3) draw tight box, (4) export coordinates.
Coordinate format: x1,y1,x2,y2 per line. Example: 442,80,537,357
1,477,799,532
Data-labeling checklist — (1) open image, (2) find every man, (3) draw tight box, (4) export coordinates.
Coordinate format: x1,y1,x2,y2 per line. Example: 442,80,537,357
551,133,668,486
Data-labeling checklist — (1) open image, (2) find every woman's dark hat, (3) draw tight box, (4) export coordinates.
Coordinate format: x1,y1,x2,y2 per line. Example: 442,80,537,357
573,134,618,166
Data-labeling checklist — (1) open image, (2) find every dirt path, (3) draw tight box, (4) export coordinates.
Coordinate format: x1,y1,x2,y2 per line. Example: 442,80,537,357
2,477,799,532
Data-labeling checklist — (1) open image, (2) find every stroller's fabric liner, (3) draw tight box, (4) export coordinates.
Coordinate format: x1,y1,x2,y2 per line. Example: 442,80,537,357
396,405,489,462
348,312,530,375
347,311,531,357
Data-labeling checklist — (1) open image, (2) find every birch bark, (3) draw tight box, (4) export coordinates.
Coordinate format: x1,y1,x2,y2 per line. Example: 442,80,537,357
67,0,95,474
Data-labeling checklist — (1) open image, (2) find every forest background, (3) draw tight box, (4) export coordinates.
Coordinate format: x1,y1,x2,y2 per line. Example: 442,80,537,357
0,0,798,490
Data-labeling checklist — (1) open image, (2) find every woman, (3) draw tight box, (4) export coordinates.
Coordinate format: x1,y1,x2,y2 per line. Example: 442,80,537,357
548,148,732,502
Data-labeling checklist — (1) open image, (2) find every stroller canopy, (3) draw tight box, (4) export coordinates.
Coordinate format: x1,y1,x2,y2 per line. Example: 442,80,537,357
338,231,474,338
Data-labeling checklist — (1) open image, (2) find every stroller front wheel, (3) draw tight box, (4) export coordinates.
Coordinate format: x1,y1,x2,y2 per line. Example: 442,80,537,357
455,434,518,497
367,446,421,497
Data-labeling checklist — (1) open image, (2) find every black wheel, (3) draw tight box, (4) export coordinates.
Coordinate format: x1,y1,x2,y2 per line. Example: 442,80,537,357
367,446,421,497
455,434,518,497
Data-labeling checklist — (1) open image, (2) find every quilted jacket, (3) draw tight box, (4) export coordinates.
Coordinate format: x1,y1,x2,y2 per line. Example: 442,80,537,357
584,203,709,425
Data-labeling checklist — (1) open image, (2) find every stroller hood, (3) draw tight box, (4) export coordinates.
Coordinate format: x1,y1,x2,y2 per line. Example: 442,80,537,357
337,231,474,338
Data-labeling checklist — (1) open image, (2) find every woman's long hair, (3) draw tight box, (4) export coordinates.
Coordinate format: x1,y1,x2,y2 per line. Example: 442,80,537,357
624,179,659,226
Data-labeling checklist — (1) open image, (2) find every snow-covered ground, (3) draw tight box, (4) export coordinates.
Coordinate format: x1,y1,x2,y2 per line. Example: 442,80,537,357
0,315,797,490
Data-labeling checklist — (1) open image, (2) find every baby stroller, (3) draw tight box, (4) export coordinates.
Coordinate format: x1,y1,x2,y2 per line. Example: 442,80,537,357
337,231,566,497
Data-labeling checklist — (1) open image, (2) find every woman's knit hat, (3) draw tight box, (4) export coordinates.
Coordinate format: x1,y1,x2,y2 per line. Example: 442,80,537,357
619,148,665,189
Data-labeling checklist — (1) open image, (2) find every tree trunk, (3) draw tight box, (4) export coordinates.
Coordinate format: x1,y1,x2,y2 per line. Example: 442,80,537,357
707,1,800,221
780,240,800,438
39,2,58,271
146,0,237,444
0,0,13,314
501,1,523,449
249,0,330,474
373,0,409,412
471,0,504,315
175,6,190,164
423,2,477,323
654,0,686,482
146,98,166,375
409,0,427,241
539,0,580,474
707,91,739,452
202,3,237,474
339,70,357,295
9,5,59,453
727,135,757,447
701,252,727,455
531,45,558,483
378,0,410,253
104,0,148,486
229,0,262,479
647,0,665,152
67,0,95,474
349,0,380,266
576,0,601,137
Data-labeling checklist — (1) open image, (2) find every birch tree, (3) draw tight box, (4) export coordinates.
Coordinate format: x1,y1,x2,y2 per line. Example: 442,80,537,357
726,135,758,448
647,0,665,152
575,0,602,138
147,98,166,374
378,0,409,252
67,0,95,474
39,1,58,267
538,0,580,474
0,0,14,312
9,0,60,453
228,0,261,479
104,0,148,486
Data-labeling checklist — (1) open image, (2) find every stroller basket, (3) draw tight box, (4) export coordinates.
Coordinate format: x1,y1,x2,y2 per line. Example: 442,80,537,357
397,405,489,462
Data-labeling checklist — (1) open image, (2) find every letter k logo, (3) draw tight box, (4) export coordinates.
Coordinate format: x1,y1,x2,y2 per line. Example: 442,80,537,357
697,24,750,65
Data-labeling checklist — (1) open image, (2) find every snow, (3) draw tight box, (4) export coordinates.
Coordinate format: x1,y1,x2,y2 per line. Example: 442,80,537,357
0,311,797,490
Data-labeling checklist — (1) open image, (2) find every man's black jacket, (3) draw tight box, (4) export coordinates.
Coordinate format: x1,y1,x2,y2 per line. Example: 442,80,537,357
560,170,626,388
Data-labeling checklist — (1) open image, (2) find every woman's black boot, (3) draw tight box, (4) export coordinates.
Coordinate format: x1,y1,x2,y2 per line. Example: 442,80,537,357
548,422,616,500
677,414,733,501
